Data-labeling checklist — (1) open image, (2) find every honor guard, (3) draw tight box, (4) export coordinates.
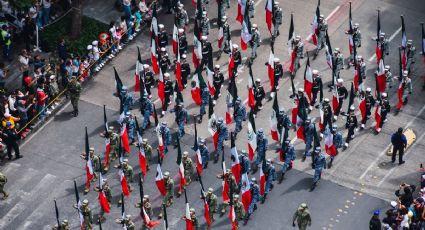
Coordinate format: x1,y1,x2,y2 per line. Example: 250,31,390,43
253,79,265,114
159,171,174,219
74,199,93,229
199,138,210,168
120,86,134,116
399,70,413,107
143,64,155,98
274,58,283,89
327,125,343,168
159,122,172,153
376,93,390,134
334,79,348,120
115,214,135,230
247,0,255,18
239,150,251,175
278,138,295,183
204,187,217,222
244,178,260,224
124,113,136,144
310,147,326,191
272,2,283,37
277,109,292,136
233,97,247,137
320,98,333,135
213,65,224,102
357,55,367,81
158,24,168,48
160,48,171,73
180,54,190,88
405,40,416,71
232,44,242,71
176,4,189,29
94,178,112,222
311,69,323,108
178,28,188,55
170,102,188,138
250,24,261,60
375,32,389,56
252,128,267,174
302,118,315,162
141,95,154,129
201,11,210,35
262,159,276,203
201,35,212,65
297,88,310,113
198,86,209,123
346,23,362,62
220,16,231,54
361,88,375,129
343,106,358,150
161,73,174,116
315,15,328,56
384,65,393,88
333,48,344,78
215,117,229,162
291,35,304,75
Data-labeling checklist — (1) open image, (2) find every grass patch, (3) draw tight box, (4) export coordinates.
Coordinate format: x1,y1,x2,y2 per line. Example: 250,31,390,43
41,14,108,56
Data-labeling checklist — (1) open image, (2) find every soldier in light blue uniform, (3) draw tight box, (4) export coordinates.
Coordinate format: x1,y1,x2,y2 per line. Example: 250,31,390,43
250,24,261,60
199,138,210,169
262,159,276,203
160,121,172,153
233,97,247,138
333,48,344,79
327,125,343,169
121,86,134,115
406,40,416,72
125,113,137,145
278,138,295,184
244,177,260,225
302,118,315,162
215,117,229,163
198,86,209,123
170,102,189,139
272,2,282,37
141,95,154,129
200,11,210,36
315,15,328,56
292,36,304,74
247,0,255,18
252,128,267,174
277,109,292,138
239,150,251,175
310,147,326,191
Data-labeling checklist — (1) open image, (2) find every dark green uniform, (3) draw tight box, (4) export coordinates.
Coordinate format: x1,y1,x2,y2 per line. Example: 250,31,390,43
159,174,174,218
0,172,8,200
68,78,82,116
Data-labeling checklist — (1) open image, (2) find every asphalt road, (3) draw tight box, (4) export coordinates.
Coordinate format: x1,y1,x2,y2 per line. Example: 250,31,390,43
1,0,425,229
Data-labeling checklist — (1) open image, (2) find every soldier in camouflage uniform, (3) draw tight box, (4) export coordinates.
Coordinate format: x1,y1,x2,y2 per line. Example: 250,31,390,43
292,35,304,75
200,11,210,36
115,214,135,230
136,195,154,230
142,139,153,170
272,2,283,37
159,171,174,219
315,15,328,56
250,24,261,60
0,172,8,200
217,169,238,215
292,203,312,230
94,178,112,222
233,194,246,224
178,151,194,196
176,4,189,29
81,147,100,193
68,76,81,117
74,199,92,229
122,159,133,192
204,187,217,222
52,219,69,230
105,126,119,170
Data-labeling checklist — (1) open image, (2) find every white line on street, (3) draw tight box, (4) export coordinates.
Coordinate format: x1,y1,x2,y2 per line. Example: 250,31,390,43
305,6,340,42
254,0,264,7
368,26,402,62
359,104,425,180
377,132,425,187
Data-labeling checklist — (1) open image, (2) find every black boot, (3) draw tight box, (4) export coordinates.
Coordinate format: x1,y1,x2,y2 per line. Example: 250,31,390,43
327,159,333,169
278,173,284,184
310,182,317,192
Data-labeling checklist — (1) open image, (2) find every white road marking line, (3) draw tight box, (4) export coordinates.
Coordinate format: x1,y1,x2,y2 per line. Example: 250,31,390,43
305,6,340,41
368,26,402,62
377,132,425,187
254,0,264,8
359,104,425,180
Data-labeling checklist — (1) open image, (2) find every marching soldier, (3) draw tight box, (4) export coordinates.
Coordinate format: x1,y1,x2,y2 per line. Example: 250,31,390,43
250,24,261,60
160,48,172,73
310,147,326,191
161,73,174,116
215,117,229,163
247,0,255,18
292,203,312,229
204,187,218,222
217,169,238,215
141,139,153,169
120,86,134,116
291,35,304,75
399,70,413,108
244,178,260,225
277,109,292,138
213,65,224,102
199,139,210,168
375,32,389,56
220,16,231,54
201,36,212,68
253,79,265,115
170,102,188,138
159,171,174,219
333,48,344,78
311,70,323,108
103,127,119,171
141,95,154,130
52,219,69,230
262,159,276,203
176,4,189,29
384,65,393,89
0,172,8,200
201,11,210,35
233,194,246,224
346,23,362,63
405,40,416,72
178,28,188,55
232,44,242,71
94,178,112,222
74,199,93,229
343,106,358,150
252,128,267,174
297,88,310,113
272,2,283,37
143,64,155,98
124,113,136,144
239,150,251,175
158,24,169,49
274,58,283,90
186,208,199,229
115,214,135,230
334,79,348,121
361,88,375,129
327,125,343,168
278,138,295,183
180,54,191,88
159,122,172,153
302,118,315,163
358,56,367,82
234,97,247,138
136,195,154,230
68,76,81,117
198,86,209,123
320,98,333,135
81,147,100,193
315,15,328,56
376,92,390,134
121,159,134,193
218,0,227,18
177,151,194,196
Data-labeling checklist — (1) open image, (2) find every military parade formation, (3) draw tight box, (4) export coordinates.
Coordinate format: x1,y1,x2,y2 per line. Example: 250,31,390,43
1,0,424,229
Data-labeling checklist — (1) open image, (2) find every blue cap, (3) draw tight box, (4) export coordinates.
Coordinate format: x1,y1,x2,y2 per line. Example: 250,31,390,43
373,210,380,215
6,122,12,127
417,197,424,203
